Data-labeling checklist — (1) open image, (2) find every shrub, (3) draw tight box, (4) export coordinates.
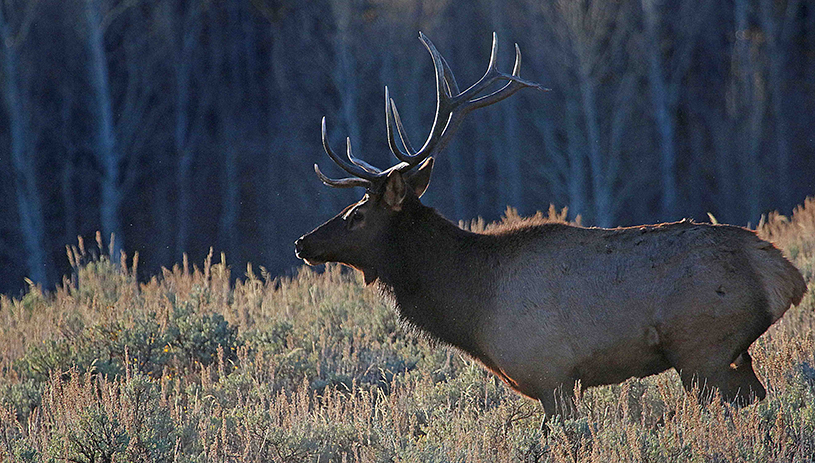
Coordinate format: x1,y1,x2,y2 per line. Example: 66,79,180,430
1,201,813,461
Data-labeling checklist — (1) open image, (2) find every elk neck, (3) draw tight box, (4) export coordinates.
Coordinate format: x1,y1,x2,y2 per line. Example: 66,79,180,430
374,196,497,354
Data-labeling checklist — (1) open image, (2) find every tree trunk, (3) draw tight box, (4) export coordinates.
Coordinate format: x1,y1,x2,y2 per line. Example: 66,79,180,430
60,90,77,248
578,67,612,227
174,3,201,259
1,6,50,285
759,0,798,213
490,1,523,212
768,59,791,213
217,3,242,262
733,0,764,224
642,0,678,221
565,98,587,221
85,0,124,257
331,0,361,151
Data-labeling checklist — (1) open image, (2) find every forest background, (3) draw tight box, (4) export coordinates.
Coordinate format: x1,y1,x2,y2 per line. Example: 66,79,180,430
1,0,814,294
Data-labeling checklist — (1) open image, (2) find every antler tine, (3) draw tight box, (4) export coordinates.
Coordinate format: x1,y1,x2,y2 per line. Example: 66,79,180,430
389,99,417,155
384,32,456,166
321,117,377,180
385,87,426,162
439,53,460,95
467,42,548,111
314,164,372,189
512,42,522,76
384,86,409,161
346,137,381,174
487,31,499,74
453,33,543,107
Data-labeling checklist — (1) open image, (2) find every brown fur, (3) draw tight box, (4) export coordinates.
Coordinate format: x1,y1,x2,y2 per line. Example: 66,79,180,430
297,186,807,418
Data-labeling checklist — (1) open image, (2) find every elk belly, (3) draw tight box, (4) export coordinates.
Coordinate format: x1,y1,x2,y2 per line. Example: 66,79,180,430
480,255,673,398
477,292,583,399
480,303,670,398
570,326,672,387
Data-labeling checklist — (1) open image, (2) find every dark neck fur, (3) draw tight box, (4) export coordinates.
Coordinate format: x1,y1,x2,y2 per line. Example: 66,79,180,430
374,198,495,353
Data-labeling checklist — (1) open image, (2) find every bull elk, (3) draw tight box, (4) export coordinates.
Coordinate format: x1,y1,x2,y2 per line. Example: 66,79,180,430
294,32,807,418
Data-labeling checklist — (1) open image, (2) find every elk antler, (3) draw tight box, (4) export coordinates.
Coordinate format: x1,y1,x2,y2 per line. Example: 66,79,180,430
315,32,544,190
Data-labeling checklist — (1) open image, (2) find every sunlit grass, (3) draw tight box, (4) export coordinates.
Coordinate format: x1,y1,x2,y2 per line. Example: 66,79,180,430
1,200,813,461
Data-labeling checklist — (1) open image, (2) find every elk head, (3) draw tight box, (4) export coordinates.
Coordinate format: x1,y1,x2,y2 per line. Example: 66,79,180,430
295,32,542,283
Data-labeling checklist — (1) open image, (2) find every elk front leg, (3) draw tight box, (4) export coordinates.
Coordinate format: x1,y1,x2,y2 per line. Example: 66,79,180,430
538,382,577,432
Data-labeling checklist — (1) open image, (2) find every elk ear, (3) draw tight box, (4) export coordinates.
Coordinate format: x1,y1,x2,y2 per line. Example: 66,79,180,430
406,157,434,198
383,169,407,210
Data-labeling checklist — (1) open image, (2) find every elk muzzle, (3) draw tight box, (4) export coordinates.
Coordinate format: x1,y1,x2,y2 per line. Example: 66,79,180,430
294,236,327,266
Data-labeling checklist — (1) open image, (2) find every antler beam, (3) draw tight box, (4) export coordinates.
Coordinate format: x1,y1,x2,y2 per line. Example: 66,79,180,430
385,32,544,167
315,32,543,190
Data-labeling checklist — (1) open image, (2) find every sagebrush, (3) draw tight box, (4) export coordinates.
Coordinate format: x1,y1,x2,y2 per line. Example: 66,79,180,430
1,201,814,462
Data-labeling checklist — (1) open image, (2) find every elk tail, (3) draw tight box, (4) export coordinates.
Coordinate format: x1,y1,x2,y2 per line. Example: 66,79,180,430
750,239,808,323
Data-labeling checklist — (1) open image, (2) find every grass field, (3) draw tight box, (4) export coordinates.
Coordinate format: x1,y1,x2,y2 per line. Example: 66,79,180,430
1,200,813,462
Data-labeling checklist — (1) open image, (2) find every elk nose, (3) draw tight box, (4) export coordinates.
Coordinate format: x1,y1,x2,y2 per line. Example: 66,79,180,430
294,237,304,255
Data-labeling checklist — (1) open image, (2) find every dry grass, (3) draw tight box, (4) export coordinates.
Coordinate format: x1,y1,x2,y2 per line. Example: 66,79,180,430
1,200,814,462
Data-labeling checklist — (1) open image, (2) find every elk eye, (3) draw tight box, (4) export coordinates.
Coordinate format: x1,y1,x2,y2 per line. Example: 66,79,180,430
347,209,364,228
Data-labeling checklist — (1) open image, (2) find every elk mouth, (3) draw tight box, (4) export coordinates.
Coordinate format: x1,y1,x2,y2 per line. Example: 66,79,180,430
294,238,327,266
302,256,327,266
